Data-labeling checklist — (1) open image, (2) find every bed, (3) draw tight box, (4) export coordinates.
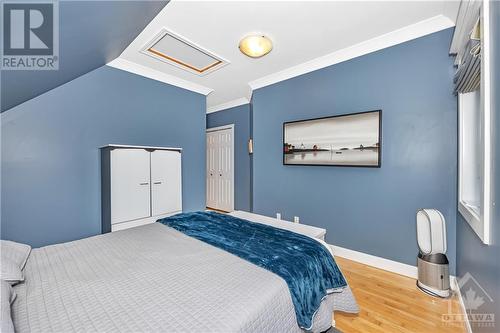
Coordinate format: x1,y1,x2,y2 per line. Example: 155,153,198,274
8,211,358,332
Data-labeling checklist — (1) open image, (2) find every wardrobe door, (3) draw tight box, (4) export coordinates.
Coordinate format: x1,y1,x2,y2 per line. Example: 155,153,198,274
111,149,151,224
151,150,182,216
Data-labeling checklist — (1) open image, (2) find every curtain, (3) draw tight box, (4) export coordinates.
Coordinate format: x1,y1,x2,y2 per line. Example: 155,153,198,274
454,21,481,94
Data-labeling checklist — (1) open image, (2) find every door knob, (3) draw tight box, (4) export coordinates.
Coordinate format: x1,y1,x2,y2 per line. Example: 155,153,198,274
139,182,149,186
153,181,162,185
219,174,222,177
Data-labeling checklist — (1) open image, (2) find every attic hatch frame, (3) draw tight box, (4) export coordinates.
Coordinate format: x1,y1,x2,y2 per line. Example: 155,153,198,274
140,28,229,76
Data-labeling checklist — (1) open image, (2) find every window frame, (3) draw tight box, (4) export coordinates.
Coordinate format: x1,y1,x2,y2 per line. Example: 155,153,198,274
457,0,492,245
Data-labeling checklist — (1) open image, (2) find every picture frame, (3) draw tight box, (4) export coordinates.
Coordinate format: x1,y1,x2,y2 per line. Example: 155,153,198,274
282,110,382,167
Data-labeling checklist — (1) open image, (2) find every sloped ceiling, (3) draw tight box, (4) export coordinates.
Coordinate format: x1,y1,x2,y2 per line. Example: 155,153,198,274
1,0,168,112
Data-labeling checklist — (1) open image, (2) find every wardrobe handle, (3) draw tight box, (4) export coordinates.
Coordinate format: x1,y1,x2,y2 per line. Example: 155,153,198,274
139,182,149,186
153,181,162,185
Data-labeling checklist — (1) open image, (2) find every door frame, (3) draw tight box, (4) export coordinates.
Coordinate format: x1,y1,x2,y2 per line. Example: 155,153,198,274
206,124,235,212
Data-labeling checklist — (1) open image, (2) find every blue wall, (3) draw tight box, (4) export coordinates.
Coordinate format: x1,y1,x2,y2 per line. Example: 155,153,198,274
456,3,500,331
1,0,167,112
206,104,251,211
1,65,206,247
252,29,458,272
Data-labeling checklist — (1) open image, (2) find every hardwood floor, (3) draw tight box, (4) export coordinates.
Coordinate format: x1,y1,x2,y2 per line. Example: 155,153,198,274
206,207,229,213
334,257,467,333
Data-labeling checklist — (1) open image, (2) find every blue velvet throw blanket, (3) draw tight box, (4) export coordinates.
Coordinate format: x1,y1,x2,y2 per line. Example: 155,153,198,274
158,211,347,329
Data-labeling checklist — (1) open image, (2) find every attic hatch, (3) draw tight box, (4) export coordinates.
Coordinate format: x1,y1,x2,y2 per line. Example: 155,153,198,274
142,29,228,76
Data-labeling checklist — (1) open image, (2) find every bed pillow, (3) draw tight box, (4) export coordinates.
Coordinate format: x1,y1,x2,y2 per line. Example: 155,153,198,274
1,280,16,333
0,259,24,285
1,240,31,270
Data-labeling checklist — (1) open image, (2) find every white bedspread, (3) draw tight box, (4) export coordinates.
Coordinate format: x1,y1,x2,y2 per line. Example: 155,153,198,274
12,222,357,332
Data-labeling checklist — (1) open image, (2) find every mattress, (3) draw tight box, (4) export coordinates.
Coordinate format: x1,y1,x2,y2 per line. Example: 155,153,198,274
12,222,357,332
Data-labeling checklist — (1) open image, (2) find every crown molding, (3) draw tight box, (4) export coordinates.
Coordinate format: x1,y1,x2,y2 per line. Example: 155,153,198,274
106,58,214,96
206,97,249,114
249,15,455,90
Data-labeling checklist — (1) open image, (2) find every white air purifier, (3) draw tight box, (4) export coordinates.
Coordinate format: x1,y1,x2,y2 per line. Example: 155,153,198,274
416,209,451,298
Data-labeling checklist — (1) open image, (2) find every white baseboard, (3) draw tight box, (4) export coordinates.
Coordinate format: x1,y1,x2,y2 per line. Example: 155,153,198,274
330,244,418,279
450,276,473,333
330,244,461,292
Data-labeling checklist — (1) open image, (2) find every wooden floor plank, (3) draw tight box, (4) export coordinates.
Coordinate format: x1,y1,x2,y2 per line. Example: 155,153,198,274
334,257,467,333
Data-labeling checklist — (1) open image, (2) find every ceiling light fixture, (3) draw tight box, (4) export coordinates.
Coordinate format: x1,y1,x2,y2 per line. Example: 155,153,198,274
239,35,273,58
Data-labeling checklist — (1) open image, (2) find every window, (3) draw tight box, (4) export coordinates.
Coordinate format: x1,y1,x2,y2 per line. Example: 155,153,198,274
459,90,481,216
458,89,488,238
454,0,492,244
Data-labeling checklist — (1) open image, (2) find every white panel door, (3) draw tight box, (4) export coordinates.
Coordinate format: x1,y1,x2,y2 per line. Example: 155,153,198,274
151,150,182,216
206,131,218,208
217,129,234,211
206,127,234,212
111,149,151,224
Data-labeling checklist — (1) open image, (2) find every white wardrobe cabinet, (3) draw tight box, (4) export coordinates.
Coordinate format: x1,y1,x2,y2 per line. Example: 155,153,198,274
101,145,182,233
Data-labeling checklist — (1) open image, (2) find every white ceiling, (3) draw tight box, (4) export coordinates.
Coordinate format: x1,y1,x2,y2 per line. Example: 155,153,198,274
115,1,460,112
